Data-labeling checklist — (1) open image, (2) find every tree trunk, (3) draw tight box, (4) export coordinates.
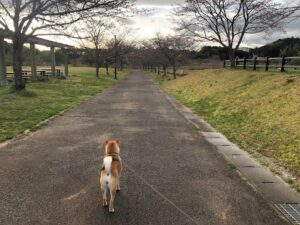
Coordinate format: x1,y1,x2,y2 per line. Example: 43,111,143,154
0,37,7,85
95,49,100,77
163,65,167,76
114,54,117,80
105,63,109,75
13,36,25,90
96,66,100,77
120,58,123,71
172,64,176,79
228,48,236,68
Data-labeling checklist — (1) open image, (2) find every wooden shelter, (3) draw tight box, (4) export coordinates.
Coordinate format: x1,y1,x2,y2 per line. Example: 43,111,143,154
0,28,74,85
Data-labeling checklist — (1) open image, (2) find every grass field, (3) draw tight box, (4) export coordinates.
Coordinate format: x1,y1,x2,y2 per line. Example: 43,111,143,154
153,69,300,190
0,67,129,142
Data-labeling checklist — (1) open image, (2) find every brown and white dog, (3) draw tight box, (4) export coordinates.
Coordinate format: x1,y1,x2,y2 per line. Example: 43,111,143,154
100,139,122,213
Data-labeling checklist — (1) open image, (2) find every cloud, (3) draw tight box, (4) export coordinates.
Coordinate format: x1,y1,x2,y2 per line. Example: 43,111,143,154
136,0,185,6
132,0,300,47
243,18,300,47
131,3,178,40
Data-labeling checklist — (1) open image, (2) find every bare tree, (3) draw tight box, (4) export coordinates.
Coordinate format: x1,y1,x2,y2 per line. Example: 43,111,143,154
0,0,133,90
105,27,136,79
140,41,168,75
152,34,193,79
177,0,299,67
118,42,135,71
76,18,109,77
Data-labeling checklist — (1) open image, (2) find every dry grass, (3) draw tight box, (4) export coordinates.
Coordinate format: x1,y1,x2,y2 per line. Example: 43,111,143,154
155,68,300,190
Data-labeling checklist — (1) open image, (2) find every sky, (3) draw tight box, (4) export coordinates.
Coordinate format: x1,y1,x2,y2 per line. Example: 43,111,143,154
131,0,184,40
21,0,300,50
132,0,300,48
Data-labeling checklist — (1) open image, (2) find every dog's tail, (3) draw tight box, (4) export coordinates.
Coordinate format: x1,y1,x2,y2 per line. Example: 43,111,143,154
103,156,112,175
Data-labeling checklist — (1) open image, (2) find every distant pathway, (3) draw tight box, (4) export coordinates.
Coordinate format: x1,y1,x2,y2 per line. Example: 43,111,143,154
0,70,287,225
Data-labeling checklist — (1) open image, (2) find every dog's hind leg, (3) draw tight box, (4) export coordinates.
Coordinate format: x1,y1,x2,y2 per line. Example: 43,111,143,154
109,179,117,213
100,185,108,207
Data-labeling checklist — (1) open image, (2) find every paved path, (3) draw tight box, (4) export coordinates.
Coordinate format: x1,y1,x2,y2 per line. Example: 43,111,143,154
0,70,287,225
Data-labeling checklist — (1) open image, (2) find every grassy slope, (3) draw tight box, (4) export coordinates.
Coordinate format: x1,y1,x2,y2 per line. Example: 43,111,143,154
0,67,128,142
159,69,299,182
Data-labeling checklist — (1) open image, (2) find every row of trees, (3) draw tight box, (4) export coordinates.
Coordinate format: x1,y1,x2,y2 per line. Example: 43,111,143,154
75,18,136,78
132,0,300,78
0,0,134,89
177,0,300,67
137,35,192,79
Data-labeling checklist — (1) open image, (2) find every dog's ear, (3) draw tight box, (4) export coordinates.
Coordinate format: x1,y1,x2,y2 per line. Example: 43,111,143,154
116,139,120,145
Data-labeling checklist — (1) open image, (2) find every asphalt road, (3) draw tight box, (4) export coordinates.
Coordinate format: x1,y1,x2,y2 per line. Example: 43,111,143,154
0,70,287,225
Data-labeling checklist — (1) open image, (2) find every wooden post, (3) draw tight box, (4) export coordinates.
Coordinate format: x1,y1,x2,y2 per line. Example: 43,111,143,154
224,60,226,68
0,36,7,85
265,57,269,71
63,48,69,77
254,57,257,70
30,43,37,80
243,57,247,69
50,46,56,76
114,35,117,80
235,58,239,67
158,65,160,75
281,56,286,72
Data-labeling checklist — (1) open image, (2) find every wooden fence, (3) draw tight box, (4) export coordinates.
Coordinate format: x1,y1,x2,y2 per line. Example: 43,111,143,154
224,56,300,72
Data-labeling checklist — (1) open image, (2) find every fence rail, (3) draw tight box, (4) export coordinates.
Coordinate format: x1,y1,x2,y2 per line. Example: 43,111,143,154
224,56,300,72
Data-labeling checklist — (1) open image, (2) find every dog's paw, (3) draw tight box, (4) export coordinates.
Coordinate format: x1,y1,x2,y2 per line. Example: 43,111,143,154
109,208,115,213
102,201,108,207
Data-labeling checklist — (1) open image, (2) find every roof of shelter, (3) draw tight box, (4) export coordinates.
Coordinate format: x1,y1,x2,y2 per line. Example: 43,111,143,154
0,28,73,48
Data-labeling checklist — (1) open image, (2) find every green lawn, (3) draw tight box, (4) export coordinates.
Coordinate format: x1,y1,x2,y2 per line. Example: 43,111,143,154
0,67,129,142
152,69,300,191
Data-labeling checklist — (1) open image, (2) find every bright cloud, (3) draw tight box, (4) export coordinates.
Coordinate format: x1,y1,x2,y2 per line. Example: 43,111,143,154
132,0,300,47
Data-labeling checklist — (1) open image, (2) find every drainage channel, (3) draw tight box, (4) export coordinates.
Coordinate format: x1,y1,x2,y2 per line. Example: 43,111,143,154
276,204,300,225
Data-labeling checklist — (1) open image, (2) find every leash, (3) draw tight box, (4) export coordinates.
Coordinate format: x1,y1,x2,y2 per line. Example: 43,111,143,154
123,163,201,225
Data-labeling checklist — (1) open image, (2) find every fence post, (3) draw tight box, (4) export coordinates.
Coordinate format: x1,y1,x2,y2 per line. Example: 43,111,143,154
243,57,246,69
224,60,226,68
254,57,257,70
281,56,286,72
265,57,269,71
235,58,239,67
